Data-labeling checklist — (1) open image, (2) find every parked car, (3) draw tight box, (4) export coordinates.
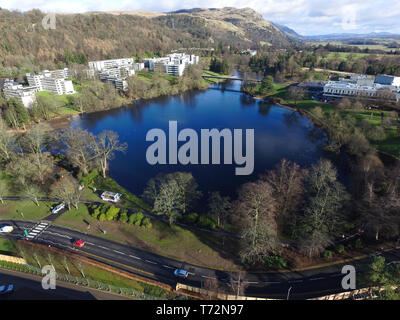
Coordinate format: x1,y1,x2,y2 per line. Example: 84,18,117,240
0,225,14,233
51,203,65,214
100,191,122,203
0,284,13,295
72,240,85,248
174,269,188,279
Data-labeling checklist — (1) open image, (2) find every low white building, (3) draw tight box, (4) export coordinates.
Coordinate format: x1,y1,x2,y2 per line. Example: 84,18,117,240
2,80,37,108
88,58,134,72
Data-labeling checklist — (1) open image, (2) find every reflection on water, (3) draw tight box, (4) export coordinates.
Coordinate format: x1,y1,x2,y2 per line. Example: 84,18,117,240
70,79,328,198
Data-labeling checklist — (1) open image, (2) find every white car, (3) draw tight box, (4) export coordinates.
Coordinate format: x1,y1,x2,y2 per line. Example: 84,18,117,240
0,226,14,233
52,203,65,214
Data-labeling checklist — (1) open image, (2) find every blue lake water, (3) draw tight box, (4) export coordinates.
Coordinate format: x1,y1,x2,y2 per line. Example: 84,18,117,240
70,79,327,198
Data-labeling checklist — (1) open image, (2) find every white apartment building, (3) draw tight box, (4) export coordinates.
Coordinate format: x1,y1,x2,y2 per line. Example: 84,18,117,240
26,68,75,95
145,53,199,76
88,58,134,72
2,80,37,108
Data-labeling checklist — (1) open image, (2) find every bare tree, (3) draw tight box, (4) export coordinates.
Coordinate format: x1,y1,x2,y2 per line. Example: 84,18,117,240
93,130,127,178
24,183,41,206
0,180,8,204
50,175,82,210
0,118,16,162
57,127,98,176
208,191,231,228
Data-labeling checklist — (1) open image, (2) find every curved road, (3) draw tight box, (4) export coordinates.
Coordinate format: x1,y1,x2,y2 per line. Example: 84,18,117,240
1,219,400,299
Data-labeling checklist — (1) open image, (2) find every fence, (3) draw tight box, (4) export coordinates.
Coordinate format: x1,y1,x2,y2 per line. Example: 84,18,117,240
176,283,269,300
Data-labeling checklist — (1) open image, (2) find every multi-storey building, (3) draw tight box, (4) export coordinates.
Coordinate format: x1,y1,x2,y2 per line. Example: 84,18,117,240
2,80,37,108
145,53,199,76
26,68,75,95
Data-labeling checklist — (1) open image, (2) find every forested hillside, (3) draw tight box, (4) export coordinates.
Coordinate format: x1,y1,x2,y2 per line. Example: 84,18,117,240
0,7,292,77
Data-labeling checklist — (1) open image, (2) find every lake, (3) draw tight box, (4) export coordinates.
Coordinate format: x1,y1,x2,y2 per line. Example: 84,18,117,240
70,78,327,199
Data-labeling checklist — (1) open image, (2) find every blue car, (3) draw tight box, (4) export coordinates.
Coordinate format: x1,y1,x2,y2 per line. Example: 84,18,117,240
174,269,188,279
0,284,13,295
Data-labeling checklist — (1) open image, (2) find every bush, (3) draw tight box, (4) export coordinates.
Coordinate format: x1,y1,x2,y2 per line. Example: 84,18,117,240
182,213,198,224
119,209,129,223
264,255,287,268
129,212,144,225
197,215,217,229
141,217,152,228
105,206,120,221
98,213,106,221
335,244,345,254
322,250,334,259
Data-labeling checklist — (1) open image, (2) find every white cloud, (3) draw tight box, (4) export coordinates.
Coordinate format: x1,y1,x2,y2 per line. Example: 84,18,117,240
0,0,399,35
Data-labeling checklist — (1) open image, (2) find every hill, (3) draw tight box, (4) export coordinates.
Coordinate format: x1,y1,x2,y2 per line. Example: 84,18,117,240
0,7,293,76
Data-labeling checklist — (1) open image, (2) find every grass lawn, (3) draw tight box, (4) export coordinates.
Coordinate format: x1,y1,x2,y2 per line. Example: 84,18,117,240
0,200,55,221
55,209,241,271
0,238,17,255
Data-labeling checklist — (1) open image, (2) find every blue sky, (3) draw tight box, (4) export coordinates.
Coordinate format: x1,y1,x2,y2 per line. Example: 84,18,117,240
1,0,399,35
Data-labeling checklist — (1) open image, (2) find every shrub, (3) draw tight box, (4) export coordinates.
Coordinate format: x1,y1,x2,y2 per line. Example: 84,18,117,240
264,255,287,268
182,213,198,224
197,215,217,229
322,250,334,259
335,244,345,254
91,207,101,219
129,212,144,225
105,206,120,221
141,217,152,228
98,213,106,221
119,209,129,223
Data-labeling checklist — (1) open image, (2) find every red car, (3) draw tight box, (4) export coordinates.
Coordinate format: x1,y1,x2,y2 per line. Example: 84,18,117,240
73,240,85,247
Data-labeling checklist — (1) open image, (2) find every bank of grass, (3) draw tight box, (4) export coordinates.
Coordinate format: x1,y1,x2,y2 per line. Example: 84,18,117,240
0,200,56,221
0,238,17,255
54,210,241,270
93,175,151,212
12,240,175,299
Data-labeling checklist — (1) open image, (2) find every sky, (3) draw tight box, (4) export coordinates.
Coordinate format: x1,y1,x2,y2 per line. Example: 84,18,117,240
1,0,399,36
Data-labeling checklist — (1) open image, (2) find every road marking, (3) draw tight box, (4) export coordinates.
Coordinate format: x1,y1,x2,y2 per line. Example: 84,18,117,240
145,260,157,264
310,277,325,281
85,242,94,245
99,246,109,250
113,250,126,255
265,281,280,284
289,280,303,283
188,272,195,275
129,255,141,260
245,281,258,284
201,275,216,279
329,274,342,278
75,249,154,277
163,265,174,269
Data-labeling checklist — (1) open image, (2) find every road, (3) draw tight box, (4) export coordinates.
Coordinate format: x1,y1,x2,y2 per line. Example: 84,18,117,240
0,268,133,300
2,219,400,300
